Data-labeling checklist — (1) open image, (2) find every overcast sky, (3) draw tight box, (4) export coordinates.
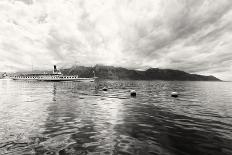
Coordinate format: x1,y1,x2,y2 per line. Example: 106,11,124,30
0,0,232,80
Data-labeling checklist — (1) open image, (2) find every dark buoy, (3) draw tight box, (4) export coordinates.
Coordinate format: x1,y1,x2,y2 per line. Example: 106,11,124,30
130,90,136,97
102,87,108,91
171,92,178,97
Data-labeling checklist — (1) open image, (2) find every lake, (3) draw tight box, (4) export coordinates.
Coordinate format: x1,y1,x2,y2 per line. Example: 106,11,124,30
0,80,232,155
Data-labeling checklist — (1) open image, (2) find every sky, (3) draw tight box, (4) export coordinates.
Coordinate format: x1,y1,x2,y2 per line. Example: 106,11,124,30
0,0,232,80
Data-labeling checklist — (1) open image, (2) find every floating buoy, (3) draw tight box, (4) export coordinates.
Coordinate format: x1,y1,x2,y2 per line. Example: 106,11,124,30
171,92,178,97
130,90,136,97
102,87,108,91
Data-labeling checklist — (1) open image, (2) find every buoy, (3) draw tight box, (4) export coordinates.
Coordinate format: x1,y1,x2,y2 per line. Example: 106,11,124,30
171,92,178,97
102,87,108,91
130,90,136,97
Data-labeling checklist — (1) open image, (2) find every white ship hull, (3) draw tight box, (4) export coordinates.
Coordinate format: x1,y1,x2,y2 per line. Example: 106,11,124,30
11,77,96,82
10,65,97,82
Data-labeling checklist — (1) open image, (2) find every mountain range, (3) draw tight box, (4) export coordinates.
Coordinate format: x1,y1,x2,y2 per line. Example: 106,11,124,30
1,65,221,81
61,65,221,81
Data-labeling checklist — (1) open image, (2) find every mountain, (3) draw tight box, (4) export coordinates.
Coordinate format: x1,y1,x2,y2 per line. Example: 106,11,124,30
5,65,220,81
60,65,221,81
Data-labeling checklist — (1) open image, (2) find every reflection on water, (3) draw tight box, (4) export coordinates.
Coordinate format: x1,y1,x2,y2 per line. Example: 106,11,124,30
0,80,232,155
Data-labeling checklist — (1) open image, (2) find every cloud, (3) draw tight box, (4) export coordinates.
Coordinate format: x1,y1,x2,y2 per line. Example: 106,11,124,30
0,0,232,80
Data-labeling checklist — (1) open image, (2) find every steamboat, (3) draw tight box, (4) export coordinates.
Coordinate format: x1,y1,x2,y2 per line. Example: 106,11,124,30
11,65,97,82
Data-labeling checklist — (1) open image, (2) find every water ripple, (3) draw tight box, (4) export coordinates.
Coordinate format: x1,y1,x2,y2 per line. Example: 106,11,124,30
0,80,232,154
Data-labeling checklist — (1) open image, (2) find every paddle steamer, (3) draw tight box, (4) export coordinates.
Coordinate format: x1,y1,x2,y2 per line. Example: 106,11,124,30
11,65,97,82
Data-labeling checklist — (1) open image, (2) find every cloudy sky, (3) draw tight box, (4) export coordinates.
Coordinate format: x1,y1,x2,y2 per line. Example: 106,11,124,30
0,0,232,80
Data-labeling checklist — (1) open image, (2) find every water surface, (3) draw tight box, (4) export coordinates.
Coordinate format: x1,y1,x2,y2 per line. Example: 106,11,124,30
0,80,232,155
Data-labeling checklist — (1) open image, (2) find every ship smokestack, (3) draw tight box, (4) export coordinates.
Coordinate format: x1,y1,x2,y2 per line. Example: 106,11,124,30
54,65,57,73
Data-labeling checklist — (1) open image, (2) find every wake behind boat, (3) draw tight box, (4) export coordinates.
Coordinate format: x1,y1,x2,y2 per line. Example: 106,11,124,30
11,65,97,82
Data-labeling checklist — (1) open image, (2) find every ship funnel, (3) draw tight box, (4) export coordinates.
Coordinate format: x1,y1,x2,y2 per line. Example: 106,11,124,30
53,65,57,73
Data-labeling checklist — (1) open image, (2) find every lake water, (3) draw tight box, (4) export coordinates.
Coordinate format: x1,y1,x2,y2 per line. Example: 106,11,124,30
0,80,232,155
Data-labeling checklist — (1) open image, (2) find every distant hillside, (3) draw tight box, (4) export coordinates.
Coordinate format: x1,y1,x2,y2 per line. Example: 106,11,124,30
60,65,221,81
4,65,220,81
